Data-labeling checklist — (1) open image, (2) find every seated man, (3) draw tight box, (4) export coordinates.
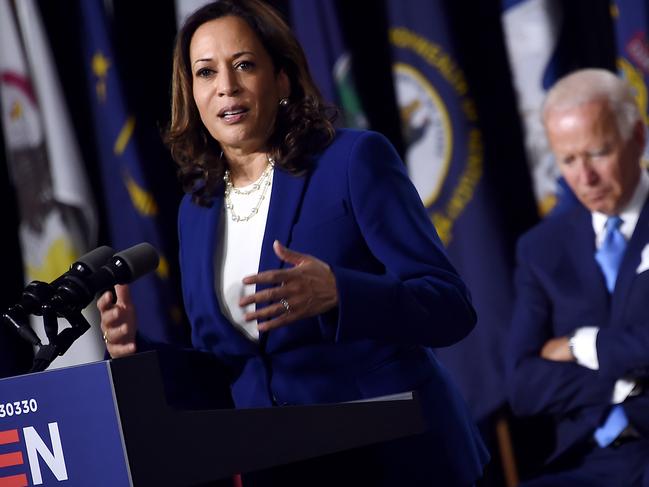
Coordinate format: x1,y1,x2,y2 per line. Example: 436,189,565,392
507,68,649,486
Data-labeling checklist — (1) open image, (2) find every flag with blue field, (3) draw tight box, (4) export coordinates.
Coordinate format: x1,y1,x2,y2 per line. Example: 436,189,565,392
79,0,189,346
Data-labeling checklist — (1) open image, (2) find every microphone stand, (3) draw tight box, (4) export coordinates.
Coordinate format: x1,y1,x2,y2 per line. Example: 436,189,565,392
1,281,93,373
1,280,53,347
30,307,92,373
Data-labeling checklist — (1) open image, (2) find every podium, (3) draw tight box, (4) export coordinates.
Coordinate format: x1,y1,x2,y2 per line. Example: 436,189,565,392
0,351,426,486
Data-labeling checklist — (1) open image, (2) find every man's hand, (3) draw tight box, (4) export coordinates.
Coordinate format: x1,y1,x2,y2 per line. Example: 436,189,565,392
540,336,574,362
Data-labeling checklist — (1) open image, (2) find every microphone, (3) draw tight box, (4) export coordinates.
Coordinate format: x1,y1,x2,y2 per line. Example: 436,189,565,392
2,245,115,345
50,245,116,288
50,242,160,314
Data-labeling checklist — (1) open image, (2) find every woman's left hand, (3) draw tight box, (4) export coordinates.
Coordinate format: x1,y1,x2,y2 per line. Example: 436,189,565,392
240,240,338,332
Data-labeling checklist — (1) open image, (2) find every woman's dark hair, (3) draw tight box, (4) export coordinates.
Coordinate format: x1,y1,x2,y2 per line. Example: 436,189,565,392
165,0,337,206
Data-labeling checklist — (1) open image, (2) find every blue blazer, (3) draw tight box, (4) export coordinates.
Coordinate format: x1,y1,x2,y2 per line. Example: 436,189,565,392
507,198,649,463
178,129,488,484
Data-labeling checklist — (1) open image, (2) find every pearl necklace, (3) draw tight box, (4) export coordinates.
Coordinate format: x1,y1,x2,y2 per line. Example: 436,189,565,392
224,155,274,222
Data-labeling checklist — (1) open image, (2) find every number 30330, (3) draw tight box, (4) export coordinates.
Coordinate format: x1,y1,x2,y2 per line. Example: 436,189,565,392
0,399,38,418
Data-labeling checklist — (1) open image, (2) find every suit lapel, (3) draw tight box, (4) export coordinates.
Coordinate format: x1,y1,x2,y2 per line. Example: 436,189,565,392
200,193,259,351
203,192,225,323
567,207,611,308
256,168,308,347
258,168,308,274
197,195,228,323
610,196,649,325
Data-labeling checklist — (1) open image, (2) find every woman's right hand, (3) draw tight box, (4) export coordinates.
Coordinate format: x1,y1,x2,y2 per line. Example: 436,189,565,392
97,284,138,358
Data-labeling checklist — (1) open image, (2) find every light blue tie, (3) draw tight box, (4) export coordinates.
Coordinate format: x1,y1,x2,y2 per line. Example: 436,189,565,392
594,404,630,447
594,216,626,292
593,215,628,447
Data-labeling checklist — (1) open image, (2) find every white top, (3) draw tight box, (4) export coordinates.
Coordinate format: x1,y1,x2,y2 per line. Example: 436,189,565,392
571,170,649,403
214,170,274,341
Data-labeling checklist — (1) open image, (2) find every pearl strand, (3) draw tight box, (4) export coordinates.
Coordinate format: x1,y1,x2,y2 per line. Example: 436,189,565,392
223,155,274,222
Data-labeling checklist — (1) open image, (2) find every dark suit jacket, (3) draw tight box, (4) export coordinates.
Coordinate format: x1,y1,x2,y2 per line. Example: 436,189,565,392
507,196,649,463
178,129,488,484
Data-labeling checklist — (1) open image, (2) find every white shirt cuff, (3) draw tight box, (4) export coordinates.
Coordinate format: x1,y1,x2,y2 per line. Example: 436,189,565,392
612,378,637,404
570,326,599,370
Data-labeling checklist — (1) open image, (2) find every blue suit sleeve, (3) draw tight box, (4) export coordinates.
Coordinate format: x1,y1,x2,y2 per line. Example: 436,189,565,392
597,326,649,379
507,238,614,417
329,131,477,347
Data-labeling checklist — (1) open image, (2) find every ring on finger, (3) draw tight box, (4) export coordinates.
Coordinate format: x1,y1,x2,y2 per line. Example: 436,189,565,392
280,298,291,314
103,332,109,344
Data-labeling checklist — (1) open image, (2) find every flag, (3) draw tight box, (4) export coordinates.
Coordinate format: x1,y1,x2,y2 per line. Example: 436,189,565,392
386,0,519,419
612,0,649,165
289,0,367,128
502,0,564,215
79,0,189,345
0,0,104,369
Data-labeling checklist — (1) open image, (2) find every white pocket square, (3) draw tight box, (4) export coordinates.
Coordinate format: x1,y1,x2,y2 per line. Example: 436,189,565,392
636,243,649,274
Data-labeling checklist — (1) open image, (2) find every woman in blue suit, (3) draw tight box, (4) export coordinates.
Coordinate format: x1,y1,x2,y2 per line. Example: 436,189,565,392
99,1,487,485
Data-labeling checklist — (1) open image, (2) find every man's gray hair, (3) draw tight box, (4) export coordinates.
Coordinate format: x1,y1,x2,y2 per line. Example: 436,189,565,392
542,68,641,140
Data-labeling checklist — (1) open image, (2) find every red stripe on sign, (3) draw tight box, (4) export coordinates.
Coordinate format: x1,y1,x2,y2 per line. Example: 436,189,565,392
0,474,28,487
0,431,18,446
0,452,23,468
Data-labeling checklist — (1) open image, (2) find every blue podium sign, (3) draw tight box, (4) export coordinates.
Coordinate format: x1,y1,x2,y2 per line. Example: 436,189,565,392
0,362,131,487
1,351,427,486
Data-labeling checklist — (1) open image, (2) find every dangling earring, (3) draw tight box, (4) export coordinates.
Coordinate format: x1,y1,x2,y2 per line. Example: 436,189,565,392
279,97,289,106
